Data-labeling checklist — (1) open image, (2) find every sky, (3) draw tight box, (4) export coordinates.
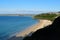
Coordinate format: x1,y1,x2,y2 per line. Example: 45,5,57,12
0,0,60,14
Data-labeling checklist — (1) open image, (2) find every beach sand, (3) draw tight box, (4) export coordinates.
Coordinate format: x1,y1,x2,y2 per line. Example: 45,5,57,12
8,20,52,40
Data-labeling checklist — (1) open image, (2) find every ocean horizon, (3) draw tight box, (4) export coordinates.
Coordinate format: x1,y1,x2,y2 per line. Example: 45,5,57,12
0,16,38,40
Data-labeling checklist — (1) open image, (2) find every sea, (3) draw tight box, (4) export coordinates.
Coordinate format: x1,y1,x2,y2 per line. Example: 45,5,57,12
0,16,38,40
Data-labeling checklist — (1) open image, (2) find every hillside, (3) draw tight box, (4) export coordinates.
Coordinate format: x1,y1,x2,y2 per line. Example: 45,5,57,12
34,13,60,21
23,16,60,40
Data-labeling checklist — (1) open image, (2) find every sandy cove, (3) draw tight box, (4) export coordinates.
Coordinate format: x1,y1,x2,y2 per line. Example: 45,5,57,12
16,20,52,37
8,20,52,40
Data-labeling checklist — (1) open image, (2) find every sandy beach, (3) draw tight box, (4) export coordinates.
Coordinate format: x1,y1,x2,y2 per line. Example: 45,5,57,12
8,20,52,40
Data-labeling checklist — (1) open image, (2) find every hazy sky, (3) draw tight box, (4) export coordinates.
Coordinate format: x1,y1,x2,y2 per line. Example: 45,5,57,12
0,0,60,14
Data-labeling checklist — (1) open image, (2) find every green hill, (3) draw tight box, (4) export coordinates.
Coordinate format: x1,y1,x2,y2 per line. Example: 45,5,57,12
34,13,60,21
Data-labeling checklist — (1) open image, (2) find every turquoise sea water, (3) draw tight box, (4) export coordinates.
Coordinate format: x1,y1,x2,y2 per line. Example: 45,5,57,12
0,16,38,40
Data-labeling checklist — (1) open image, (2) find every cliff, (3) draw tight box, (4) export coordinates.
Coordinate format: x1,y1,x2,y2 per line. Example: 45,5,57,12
23,16,60,40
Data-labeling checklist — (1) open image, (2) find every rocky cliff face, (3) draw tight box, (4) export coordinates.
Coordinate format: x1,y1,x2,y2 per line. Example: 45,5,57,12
23,16,60,40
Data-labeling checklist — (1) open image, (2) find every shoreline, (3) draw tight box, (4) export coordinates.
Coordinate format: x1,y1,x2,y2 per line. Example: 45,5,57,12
8,19,52,40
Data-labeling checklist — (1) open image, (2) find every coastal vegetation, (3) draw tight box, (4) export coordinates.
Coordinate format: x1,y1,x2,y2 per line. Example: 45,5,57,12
34,12,60,21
